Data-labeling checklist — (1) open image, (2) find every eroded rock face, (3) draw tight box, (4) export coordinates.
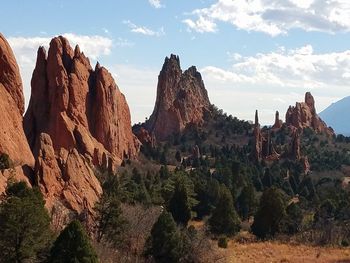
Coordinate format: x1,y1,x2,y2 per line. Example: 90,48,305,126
145,54,210,140
24,36,139,170
0,33,34,192
285,92,334,136
23,36,139,227
35,133,102,231
134,127,156,148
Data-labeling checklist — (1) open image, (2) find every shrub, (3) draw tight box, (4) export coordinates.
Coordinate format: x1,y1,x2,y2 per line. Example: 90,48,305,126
218,236,228,248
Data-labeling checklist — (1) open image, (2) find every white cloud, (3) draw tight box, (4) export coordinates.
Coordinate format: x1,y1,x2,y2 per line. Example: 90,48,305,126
123,20,165,36
7,33,113,110
148,0,163,9
183,0,350,36
110,64,159,124
183,16,217,33
200,45,350,124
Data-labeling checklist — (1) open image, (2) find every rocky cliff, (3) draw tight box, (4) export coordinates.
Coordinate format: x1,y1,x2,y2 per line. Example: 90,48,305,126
24,36,139,169
22,36,139,227
145,54,210,140
0,33,34,193
285,92,334,136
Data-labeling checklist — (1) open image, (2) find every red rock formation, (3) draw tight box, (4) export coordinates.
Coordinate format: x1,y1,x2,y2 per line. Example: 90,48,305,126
24,36,139,170
0,33,34,192
134,127,156,148
290,128,301,160
35,133,102,230
146,54,210,140
252,110,263,162
285,92,334,136
23,36,139,226
272,111,283,129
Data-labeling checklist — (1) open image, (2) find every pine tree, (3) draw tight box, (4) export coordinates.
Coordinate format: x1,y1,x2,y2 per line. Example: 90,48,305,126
168,178,192,226
175,150,182,162
146,211,183,263
94,193,128,247
209,185,241,236
251,187,286,239
49,220,98,263
237,183,257,220
0,182,52,263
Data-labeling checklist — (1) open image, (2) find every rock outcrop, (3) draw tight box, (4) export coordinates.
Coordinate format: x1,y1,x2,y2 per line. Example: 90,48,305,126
285,92,334,136
252,110,280,162
23,36,139,227
24,36,139,170
252,110,263,162
35,133,102,230
134,127,156,148
272,111,283,129
145,54,210,140
0,33,34,192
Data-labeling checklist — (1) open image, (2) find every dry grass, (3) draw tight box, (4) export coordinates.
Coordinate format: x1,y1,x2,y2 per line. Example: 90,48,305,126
218,240,350,263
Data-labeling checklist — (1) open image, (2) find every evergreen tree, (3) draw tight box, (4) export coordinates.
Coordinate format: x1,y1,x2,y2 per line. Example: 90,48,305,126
175,151,182,162
94,193,128,247
146,211,182,263
251,187,286,239
49,220,98,263
282,202,303,234
237,183,257,220
209,185,241,236
0,182,52,263
168,178,192,226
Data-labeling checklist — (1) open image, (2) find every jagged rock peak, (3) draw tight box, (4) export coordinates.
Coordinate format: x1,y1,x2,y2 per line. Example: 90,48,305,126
285,92,334,136
272,110,283,129
162,54,181,71
0,33,25,114
145,54,210,140
255,110,259,126
23,35,140,227
24,35,139,168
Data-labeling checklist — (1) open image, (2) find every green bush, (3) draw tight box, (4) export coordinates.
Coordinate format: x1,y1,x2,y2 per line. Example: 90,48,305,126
0,153,11,171
218,236,228,248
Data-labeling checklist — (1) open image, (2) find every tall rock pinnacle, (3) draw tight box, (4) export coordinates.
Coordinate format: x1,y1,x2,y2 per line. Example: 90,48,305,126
145,54,210,140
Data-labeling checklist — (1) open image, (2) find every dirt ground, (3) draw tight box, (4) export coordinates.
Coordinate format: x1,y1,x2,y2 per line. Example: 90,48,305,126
218,241,350,263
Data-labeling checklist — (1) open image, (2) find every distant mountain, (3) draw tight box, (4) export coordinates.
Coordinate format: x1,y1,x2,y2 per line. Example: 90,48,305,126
319,96,350,136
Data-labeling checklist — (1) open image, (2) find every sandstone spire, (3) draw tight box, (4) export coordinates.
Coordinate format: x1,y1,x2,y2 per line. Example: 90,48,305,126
272,110,283,129
145,54,210,140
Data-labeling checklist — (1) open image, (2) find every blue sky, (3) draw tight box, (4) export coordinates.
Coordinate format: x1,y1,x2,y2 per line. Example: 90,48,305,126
2,0,350,124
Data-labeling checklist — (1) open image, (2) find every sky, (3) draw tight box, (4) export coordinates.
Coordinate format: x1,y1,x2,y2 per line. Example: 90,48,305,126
1,0,350,125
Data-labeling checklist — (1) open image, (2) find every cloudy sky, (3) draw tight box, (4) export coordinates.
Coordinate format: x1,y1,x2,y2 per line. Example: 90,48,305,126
1,0,350,125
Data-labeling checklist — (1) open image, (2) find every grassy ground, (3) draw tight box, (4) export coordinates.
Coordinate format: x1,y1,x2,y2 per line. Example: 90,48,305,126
218,241,350,263
189,221,350,263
